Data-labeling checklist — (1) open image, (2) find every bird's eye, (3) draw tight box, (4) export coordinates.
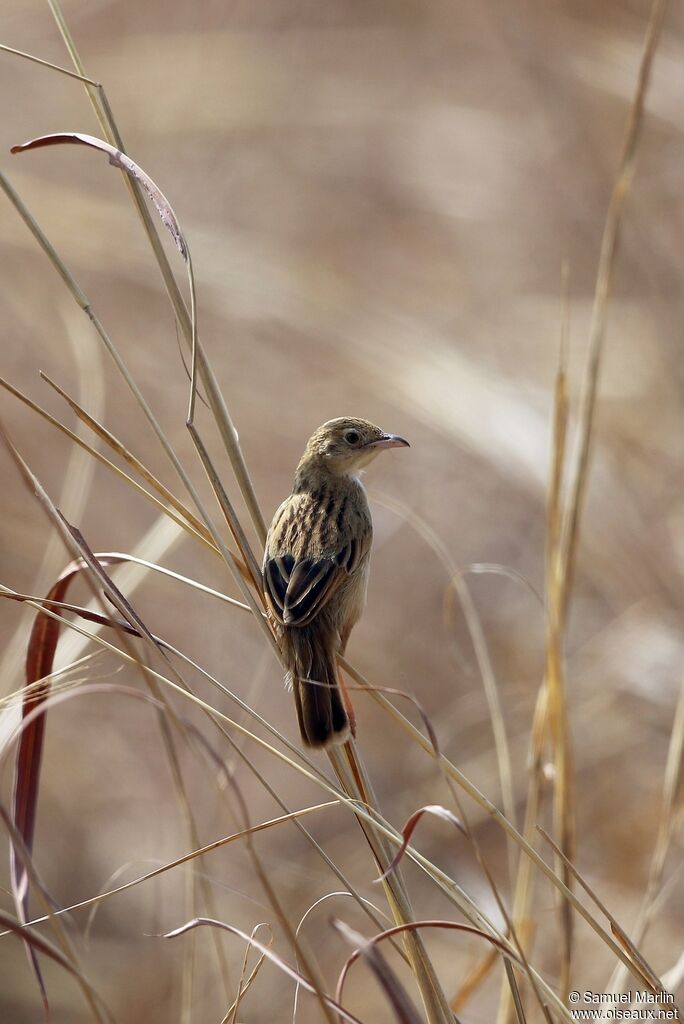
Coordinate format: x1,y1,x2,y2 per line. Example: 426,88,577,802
344,430,361,446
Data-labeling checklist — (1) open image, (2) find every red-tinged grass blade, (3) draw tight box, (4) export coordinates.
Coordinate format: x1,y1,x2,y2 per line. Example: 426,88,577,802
11,133,188,260
8,550,140,1017
332,919,424,1024
339,669,442,756
59,520,161,653
0,907,112,1021
334,919,516,1011
376,806,466,883
376,793,547,1024
163,918,364,1024
11,555,128,911
0,801,112,1024
2,590,141,637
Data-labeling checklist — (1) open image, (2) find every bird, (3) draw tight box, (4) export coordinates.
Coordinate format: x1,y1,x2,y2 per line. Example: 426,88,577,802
262,417,410,748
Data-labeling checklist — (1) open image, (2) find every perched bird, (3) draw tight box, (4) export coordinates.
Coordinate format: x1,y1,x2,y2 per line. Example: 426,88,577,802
263,418,410,748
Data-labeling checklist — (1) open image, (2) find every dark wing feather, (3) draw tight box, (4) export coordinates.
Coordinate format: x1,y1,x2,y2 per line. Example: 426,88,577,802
264,555,293,615
263,554,343,626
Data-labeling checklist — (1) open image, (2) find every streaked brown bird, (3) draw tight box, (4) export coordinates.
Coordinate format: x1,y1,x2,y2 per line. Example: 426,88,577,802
263,418,410,748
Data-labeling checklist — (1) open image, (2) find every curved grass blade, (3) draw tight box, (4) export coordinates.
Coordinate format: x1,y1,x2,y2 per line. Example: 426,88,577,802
334,918,515,1011
224,922,272,1024
163,918,363,1024
10,555,126,916
12,133,188,259
376,806,466,884
332,919,424,1024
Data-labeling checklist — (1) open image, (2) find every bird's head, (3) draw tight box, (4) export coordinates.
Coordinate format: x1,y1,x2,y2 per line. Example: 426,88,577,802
300,417,410,477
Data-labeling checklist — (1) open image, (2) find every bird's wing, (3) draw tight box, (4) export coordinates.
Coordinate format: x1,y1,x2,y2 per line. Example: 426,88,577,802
264,531,367,628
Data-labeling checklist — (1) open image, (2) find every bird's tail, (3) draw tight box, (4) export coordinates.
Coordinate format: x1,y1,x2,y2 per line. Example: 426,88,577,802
287,629,350,748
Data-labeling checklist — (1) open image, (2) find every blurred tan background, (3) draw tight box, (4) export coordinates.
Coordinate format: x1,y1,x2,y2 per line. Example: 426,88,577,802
1,1,683,1021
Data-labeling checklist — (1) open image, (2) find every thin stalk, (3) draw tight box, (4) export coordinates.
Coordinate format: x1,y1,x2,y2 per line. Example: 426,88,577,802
46,0,267,545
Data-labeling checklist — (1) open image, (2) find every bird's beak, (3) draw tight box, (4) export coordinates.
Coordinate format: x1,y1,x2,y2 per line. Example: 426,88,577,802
364,433,410,451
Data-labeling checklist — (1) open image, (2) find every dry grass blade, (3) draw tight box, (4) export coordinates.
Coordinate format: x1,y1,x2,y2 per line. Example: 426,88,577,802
449,946,499,1014
0,311,103,696
46,0,268,543
5,802,337,935
537,827,666,998
373,787,539,1020
215,754,340,1024
342,658,659,998
499,696,547,1024
11,132,200,498
630,665,684,914
334,919,517,1012
545,313,575,1001
377,805,466,883
451,563,543,608
293,892,398,1022
12,133,188,259
224,923,272,1024
163,918,364,1024
594,672,683,999
0,587,213,668
39,372,235,560
54,553,250,614
0,678,287,1022
0,801,110,1024
1,555,218,1017
0,173,248,621
427,745,552,1022
534,0,668,1009
0,42,100,85
332,919,425,1024
503,961,528,1024
560,0,668,602
185,422,264,595
370,502,533,1019
0,432,239,1010
0,907,113,1022
0,589,580,1021
329,744,455,1024
0,375,214,554
374,492,517,862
